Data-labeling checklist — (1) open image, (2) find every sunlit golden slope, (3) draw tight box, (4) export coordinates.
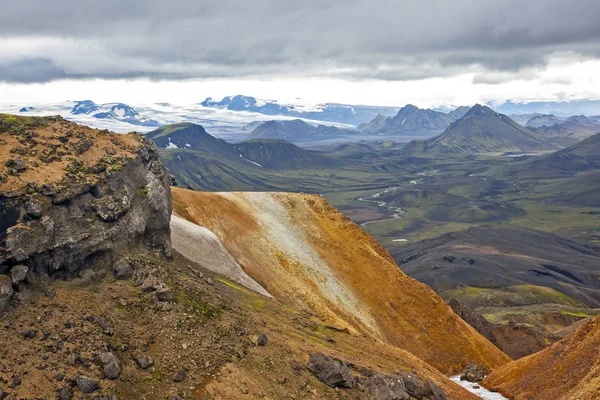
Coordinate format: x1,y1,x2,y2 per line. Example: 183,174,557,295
485,315,600,400
172,188,510,373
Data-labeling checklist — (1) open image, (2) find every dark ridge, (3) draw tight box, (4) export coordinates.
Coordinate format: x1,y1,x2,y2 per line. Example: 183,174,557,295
540,264,584,284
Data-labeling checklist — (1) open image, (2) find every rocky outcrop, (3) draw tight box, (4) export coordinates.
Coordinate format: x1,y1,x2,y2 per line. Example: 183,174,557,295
307,353,356,388
0,274,14,313
307,352,446,399
364,372,446,400
0,115,172,312
170,215,271,297
460,364,486,383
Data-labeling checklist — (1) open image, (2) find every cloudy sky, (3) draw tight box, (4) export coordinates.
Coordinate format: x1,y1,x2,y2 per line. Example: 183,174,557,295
2,0,600,107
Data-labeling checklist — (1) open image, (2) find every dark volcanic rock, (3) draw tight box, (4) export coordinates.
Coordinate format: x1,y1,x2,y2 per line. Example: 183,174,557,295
173,369,186,382
9,374,21,388
0,274,14,312
307,353,355,388
257,333,268,346
99,352,121,379
57,386,72,400
460,364,486,383
98,317,114,336
134,356,154,369
67,353,77,365
5,157,27,172
112,259,133,280
364,372,446,400
75,375,99,393
39,183,56,196
0,136,172,303
10,265,28,285
24,199,43,219
23,329,37,339
363,374,411,400
92,194,131,222
154,286,174,302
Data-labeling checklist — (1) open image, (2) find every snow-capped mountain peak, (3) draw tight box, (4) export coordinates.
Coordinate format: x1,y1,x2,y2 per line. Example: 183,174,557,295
200,95,398,125
68,101,160,127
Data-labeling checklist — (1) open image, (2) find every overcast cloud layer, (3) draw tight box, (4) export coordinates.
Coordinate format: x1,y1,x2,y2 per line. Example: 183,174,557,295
2,0,600,85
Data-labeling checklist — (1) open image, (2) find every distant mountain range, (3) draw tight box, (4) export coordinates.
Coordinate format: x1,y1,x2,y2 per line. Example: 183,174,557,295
490,99,600,117
200,95,399,125
69,100,160,127
404,104,554,154
248,119,358,142
525,114,565,128
242,104,471,142
6,96,600,142
146,123,339,189
530,115,600,146
362,104,469,135
10,100,160,130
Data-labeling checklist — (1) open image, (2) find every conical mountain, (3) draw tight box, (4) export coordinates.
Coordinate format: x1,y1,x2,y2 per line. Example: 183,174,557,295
404,104,554,154
379,104,453,134
146,122,231,152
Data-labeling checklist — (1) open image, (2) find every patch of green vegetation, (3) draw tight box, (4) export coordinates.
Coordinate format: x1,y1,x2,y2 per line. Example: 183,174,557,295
510,285,587,308
215,278,265,311
481,311,525,324
107,162,122,172
137,188,149,196
440,285,587,309
0,114,56,134
245,298,264,312
176,290,220,321
479,304,600,330
447,185,471,197
216,278,255,296
560,311,596,318
510,203,600,235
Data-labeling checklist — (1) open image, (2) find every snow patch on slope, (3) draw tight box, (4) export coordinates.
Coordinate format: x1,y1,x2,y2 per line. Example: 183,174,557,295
165,138,179,149
239,154,263,167
170,215,271,298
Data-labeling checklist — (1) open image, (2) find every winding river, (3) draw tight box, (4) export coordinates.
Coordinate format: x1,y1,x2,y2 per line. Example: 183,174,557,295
357,187,405,226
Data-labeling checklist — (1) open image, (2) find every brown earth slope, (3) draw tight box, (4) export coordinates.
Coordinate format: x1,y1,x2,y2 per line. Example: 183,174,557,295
485,315,600,400
0,252,482,400
0,115,482,399
0,114,140,193
172,188,511,373
448,299,551,359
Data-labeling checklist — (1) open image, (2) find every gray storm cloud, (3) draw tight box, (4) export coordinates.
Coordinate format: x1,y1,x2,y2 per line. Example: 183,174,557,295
1,0,600,83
